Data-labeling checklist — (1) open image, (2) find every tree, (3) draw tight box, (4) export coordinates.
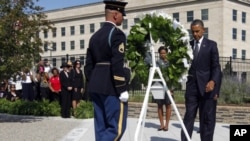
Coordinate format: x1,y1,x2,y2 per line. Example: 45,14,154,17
0,0,52,80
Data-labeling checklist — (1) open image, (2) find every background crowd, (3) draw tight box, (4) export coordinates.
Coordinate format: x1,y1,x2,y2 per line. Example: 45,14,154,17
0,59,85,118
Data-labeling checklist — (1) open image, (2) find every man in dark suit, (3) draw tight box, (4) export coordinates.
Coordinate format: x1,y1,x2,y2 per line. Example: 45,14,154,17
84,1,129,141
59,62,72,118
181,19,222,141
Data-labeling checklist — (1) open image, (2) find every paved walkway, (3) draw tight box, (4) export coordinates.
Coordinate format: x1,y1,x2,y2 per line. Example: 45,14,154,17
0,114,229,141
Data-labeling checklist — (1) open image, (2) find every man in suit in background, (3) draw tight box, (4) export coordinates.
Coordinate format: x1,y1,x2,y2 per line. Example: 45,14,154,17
84,0,129,140
181,19,222,141
59,62,72,118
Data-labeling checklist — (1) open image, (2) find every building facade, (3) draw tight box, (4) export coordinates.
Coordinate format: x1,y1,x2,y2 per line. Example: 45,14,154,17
40,0,250,81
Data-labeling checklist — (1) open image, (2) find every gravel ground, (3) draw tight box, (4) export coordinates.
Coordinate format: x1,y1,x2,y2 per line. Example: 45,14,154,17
0,114,83,141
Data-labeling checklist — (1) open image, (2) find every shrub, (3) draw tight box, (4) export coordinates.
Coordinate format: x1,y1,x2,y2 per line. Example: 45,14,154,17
0,99,60,116
219,76,250,105
74,100,94,119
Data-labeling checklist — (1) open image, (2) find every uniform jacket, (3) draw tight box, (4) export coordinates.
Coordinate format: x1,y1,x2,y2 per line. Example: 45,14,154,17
84,22,128,95
187,37,221,98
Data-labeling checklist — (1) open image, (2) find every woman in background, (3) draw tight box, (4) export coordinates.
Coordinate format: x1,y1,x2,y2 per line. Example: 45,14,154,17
49,67,61,103
71,60,84,116
21,67,34,101
6,84,20,102
154,46,172,131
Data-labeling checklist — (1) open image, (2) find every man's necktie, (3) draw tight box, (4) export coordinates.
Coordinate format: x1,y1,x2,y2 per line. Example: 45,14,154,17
193,41,199,60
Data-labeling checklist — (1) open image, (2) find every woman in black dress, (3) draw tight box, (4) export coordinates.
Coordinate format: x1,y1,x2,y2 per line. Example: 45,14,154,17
71,60,84,115
154,46,172,131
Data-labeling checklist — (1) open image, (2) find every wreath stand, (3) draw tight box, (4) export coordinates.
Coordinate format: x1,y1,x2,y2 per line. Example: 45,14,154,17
134,23,191,141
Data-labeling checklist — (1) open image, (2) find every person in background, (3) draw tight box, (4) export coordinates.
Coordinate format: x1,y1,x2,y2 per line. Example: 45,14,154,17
84,1,129,140
44,59,52,75
34,61,45,101
181,19,222,141
49,67,61,103
59,62,72,118
21,67,34,101
15,72,23,98
71,60,84,115
0,82,7,98
67,61,73,71
154,46,172,131
39,71,50,100
6,84,20,102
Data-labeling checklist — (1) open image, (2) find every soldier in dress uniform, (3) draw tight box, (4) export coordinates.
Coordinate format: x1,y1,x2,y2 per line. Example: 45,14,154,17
84,0,129,140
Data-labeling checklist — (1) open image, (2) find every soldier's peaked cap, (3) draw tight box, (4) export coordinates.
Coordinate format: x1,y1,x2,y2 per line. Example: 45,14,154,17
103,0,128,16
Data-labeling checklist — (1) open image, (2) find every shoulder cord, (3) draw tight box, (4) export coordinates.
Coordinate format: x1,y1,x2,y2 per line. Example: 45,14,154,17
108,26,116,48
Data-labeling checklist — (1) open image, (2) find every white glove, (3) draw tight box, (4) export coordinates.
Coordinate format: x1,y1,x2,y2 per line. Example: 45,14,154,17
119,91,129,102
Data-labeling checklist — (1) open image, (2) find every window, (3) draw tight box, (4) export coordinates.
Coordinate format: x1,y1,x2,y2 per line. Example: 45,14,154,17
122,19,128,29
61,27,65,36
70,26,75,35
90,23,95,33
80,40,85,49
100,22,105,28
242,50,246,60
242,12,246,23
61,41,65,51
44,30,48,38
134,18,140,24
80,56,85,65
233,9,237,21
187,11,193,22
44,42,48,52
52,42,57,51
232,48,237,59
61,57,66,64
70,41,75,50
80,25,85,34
52,58,56,67
232,28,237,39
173,12,179,22
52,28,56,37
70,57,75,63
204,28,209,38
201,9,208,20
242,30,246,41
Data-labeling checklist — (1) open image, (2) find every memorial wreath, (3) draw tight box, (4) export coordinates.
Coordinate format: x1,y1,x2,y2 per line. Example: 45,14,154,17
126,12,193,88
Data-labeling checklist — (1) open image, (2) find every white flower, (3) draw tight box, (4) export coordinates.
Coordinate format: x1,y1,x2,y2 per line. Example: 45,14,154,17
182,58,190,68
179,36,190,44
187,45,193,59
178,73,188,83
181,28,189,37
173,19,179,30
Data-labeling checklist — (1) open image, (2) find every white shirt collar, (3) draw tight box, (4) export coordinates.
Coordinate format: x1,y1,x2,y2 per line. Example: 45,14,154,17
106,21,116,26
195,36,204,44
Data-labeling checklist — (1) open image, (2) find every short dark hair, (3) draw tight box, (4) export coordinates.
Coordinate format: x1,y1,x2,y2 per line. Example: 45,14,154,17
51,67,59,74
191,19,204,28
158,46,168,53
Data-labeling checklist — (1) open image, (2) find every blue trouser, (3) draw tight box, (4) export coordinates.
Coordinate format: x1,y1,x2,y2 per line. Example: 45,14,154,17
91,92,128,141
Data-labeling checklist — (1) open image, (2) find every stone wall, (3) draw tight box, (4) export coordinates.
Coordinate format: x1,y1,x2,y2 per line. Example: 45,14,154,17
128,102,250,124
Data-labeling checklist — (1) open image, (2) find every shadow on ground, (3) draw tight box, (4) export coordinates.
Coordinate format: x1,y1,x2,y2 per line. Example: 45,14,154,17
0,113,44,123
172,123,199,132
145,121,159,129
150,136,178,141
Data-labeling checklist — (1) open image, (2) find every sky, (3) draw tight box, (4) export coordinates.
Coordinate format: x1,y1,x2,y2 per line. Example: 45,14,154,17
35,0,101,11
